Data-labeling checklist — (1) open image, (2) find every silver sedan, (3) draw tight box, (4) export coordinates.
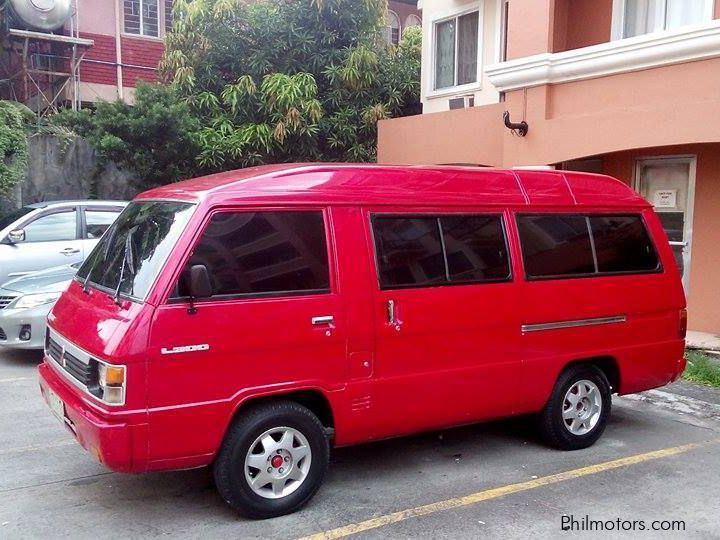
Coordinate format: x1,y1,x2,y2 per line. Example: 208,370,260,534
0,263,79,350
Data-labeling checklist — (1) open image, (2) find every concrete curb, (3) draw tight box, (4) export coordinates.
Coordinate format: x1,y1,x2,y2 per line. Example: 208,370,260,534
686,330,720,352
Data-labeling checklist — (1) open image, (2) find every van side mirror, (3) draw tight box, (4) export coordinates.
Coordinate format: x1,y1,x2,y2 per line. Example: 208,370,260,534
6,229,25,244
188,264,213,299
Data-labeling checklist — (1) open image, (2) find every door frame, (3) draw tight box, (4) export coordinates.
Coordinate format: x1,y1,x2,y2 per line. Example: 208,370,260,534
633,154,697,292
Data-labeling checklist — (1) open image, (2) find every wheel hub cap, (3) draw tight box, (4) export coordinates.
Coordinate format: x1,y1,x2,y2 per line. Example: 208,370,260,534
562,379,602,436
244,426,312,499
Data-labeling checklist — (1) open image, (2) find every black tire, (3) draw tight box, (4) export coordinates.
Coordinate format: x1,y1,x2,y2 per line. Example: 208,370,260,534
539,365,612,450
213,401,329,519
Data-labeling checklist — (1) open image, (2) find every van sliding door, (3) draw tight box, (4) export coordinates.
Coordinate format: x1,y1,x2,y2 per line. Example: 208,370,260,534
365,209,522,437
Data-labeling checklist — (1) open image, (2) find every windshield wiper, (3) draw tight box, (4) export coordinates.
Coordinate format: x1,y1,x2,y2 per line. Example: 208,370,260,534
113,229,137,305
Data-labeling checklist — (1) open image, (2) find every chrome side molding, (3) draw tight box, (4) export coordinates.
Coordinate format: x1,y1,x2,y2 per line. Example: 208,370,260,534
521,315,627,334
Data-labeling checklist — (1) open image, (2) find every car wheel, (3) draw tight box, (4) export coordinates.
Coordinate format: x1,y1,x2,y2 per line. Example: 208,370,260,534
539,365,612,450
213,400,329,519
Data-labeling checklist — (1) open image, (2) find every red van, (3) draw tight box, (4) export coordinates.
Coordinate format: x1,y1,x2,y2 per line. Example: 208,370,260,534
38,165,686,518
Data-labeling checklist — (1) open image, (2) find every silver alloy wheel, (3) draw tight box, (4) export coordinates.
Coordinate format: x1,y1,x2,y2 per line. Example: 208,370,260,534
244,426,312,499
562,379,602,435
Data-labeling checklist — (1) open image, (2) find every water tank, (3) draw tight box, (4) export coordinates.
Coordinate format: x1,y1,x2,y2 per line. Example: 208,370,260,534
6,0,72,32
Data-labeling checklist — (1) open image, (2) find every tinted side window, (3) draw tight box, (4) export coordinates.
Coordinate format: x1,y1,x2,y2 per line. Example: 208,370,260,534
590,216,659,273
23,210,77,242
182,211,330,297
373,217,445,288
517,215,595,277
440,215,510,282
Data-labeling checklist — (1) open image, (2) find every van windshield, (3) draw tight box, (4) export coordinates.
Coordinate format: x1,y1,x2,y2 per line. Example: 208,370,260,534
76,201,195,301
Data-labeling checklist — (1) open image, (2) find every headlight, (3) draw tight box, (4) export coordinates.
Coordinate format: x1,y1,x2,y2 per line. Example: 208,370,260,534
95,362,126,405
13,292,62,310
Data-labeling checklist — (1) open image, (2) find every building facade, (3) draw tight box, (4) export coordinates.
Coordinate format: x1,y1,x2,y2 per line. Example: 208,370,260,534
0,0,171,108
378,0,720,334
75,0,171,104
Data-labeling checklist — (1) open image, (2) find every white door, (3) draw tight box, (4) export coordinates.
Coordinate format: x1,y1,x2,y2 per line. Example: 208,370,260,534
636,157,696,290
1,208,83,283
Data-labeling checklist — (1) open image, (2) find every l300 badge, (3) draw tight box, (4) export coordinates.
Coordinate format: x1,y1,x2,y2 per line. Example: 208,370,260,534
161,344,210,355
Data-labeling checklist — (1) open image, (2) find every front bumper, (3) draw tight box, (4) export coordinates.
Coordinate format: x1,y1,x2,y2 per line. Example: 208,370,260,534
38,360,148,473
0,303,51,349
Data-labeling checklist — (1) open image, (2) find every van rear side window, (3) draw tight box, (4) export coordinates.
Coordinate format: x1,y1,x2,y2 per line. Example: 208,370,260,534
372,214,511,289
441,215,511,283
517,214,660,279
589,216,659,273
179,211,330,298
515,215,595,278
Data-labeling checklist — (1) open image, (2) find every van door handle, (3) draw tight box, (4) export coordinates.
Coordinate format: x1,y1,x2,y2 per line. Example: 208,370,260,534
60,248,80,255
387,300,397,325
311,315,334,326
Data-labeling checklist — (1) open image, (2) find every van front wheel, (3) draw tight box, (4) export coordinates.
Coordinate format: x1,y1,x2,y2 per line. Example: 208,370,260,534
213,401,329,519
539,365,611,450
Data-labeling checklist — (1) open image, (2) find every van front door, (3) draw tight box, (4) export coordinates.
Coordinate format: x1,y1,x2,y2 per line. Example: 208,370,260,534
146,209,347,463
636,157,696,290
366,210,521,438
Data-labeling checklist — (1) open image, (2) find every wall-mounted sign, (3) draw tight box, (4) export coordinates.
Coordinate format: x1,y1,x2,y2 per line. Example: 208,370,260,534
653,189,677,208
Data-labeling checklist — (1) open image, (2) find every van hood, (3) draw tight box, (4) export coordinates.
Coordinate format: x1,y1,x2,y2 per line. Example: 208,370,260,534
48,280,155,364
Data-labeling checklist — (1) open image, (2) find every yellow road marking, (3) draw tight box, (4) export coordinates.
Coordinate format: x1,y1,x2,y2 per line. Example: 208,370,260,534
301,439,717,540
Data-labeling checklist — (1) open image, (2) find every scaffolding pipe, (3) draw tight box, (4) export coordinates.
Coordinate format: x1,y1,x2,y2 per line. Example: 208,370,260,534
114,0,124,101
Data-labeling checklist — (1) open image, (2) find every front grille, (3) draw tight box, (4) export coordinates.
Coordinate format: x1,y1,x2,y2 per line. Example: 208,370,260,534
48,338,62,362
0,295,16,309
63,351,92,385
0,327,6,340
47,337,93,386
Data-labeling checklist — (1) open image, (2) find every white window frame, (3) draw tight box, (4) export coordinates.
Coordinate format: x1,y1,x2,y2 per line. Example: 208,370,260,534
611,0,715,41
123,0,163,39
427,2,484,99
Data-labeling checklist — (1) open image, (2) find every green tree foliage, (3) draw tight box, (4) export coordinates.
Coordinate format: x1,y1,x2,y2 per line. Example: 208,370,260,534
51,83,201,188
0,100,33,194
160,0,421,169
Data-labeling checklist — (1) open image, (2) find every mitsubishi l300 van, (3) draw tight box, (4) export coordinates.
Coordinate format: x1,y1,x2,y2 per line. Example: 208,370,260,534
38,165,686,518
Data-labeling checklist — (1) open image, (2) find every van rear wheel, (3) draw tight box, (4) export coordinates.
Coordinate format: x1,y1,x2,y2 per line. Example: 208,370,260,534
213,401,329,519
539,365,611,450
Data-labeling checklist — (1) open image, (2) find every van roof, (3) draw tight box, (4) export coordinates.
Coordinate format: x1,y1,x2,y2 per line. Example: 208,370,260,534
136,164,650,208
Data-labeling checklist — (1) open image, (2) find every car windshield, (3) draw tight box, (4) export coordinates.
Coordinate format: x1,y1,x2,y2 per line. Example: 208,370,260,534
0,206,34,231
76,201,195,301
